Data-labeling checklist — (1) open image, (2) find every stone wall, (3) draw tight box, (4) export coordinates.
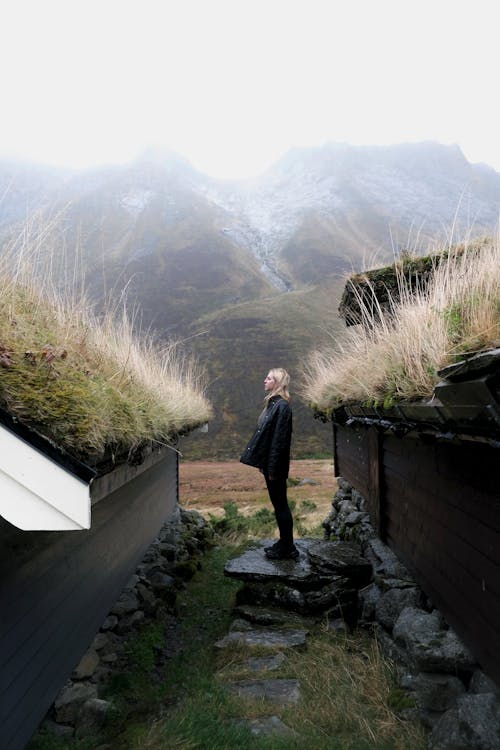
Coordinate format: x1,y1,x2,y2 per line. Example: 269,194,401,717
324,477,500,750
35,507,213,743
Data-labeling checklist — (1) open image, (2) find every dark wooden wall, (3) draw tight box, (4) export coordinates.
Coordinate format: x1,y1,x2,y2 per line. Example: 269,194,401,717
0,449,178,750
334,422,500,686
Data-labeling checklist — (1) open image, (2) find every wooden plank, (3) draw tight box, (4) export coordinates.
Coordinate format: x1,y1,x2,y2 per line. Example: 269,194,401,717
367,427,383,539
333,423,339,477
384,471,500,572
385,497,500,635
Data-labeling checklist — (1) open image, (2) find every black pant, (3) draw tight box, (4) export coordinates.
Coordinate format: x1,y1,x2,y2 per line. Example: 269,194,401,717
264,474,294,548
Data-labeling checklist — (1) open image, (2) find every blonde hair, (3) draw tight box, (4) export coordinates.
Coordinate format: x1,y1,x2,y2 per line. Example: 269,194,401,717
265,368,291,403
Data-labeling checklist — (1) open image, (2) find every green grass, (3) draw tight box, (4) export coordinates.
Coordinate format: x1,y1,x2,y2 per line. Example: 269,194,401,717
28,540,426,750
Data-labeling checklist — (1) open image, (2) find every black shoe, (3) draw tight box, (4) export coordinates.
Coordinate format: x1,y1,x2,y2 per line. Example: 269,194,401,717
265,543,299,560
264,540,281,554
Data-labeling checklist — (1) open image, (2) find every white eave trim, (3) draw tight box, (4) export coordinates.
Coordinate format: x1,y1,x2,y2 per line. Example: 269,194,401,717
0,423,90,531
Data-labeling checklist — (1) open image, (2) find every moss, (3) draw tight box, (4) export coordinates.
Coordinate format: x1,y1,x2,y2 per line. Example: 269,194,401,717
387,687,416,711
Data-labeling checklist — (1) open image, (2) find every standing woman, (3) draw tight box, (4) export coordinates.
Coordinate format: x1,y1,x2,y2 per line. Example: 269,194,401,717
240,368,298,560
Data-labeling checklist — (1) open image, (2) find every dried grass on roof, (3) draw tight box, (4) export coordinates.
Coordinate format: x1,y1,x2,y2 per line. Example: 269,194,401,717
303,237,500,412
0,229,212,463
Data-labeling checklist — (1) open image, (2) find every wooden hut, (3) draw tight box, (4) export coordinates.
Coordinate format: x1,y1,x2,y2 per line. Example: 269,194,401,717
0,407,180,750
329,259,500,688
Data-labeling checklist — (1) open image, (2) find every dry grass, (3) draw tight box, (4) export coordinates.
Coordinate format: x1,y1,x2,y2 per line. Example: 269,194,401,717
0,225,212,462
281,630,426,748
212,627,426,750
303,237,500,411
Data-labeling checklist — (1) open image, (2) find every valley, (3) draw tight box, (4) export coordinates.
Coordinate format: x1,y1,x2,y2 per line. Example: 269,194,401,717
2,141,500,458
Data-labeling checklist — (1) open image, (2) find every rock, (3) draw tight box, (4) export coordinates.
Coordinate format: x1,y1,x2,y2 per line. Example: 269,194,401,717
233,604,309,628
224,540,331,587
306,539,372,585
469,669,500,695
116,610,145,634
147,572,177,599
229,618,255,632
238,578,356,615
101,653,119,664
246,653,286,672
74,698,112,739
377,577,419,591
326,618,349,634
41,719,74,738
91,632,121,655
409,672,465,711
100,615,118,632
374,624,411,667
351,489,366,506
297,478,318,486
429,693,500,749
123,574,140,591
365,538,413,581
54,682,98,723
110,592,140,617
136,583,159,615
375,587,423,631
72,649,100,680
393,607,477,674
358,582,382,623
159,542,177,561
344,511,369,526
338,500,357,515
227,679,301,704
243,715,295,736
215,629,307,650
336,476,352,493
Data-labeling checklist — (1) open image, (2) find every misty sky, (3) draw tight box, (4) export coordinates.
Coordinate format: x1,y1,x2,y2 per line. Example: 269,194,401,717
1,0,499,178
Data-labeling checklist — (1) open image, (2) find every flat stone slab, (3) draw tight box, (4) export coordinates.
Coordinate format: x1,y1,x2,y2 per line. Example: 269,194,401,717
234,604,318,627
306,539,372,585
215,629,307,650
246,653,286,672
233,604,308,630
224,540,330,586
225,538,372,589
227,679,301,704
241,715,295,736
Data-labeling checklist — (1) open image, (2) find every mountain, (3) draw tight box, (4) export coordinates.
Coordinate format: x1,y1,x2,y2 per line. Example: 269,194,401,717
1,142,500,458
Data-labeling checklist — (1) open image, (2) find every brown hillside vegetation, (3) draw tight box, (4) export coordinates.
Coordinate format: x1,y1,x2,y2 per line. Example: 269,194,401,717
179,458,337,532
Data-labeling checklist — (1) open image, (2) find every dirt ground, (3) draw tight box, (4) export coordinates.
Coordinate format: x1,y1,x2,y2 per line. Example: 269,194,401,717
179,459,338,533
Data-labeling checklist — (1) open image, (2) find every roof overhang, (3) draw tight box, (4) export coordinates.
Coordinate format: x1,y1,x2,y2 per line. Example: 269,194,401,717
0,406,176,531
0,422,92,530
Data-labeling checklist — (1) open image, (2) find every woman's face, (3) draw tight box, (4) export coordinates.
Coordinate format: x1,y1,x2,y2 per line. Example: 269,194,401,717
264,372,276,392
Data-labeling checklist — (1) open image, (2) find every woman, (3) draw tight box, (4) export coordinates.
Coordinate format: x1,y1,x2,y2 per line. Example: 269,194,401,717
240,368,298,560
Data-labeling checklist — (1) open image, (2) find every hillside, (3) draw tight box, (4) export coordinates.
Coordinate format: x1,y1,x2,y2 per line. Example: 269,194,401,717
1,142,500,457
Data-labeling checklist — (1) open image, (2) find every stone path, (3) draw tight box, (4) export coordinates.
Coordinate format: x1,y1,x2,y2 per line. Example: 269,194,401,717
215,537,373,738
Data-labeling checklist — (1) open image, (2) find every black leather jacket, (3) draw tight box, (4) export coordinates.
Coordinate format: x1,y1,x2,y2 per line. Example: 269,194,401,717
240,396,292,478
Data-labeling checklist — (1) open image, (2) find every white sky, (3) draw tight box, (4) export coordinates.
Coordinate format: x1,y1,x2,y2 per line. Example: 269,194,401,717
1,0,499,179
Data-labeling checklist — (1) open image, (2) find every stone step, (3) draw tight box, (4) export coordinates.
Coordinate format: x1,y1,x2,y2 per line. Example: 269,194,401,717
215,628,307,650
224,537,372,588
246,653,286,672
227,678,301,705
234,603,319,627
235,715,296,737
